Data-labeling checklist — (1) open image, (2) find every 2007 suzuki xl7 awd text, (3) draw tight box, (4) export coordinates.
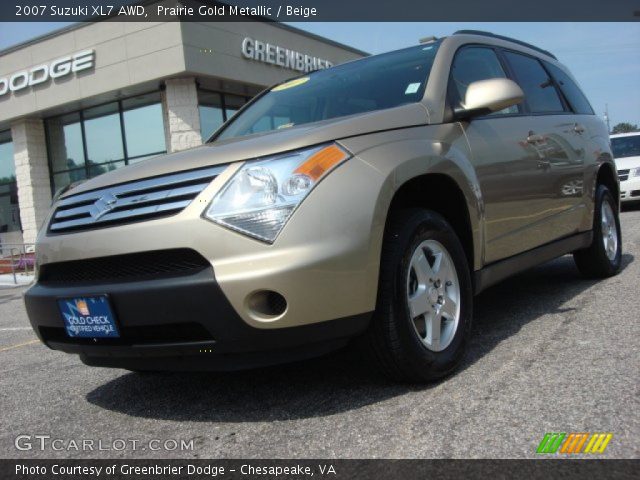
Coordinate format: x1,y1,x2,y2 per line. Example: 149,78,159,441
25,31,621,382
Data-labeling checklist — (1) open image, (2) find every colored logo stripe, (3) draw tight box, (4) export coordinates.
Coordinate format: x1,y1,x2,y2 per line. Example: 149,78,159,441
537,433,613,454
537,433,566,454
584,433,613,454
560,433,589,453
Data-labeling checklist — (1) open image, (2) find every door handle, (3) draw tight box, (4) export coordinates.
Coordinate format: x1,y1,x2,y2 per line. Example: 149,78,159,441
526,132,544,143
537,159,551,169
574,123,586,134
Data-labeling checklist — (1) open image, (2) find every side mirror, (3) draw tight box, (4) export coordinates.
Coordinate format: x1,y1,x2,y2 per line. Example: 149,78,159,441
454,78,524,120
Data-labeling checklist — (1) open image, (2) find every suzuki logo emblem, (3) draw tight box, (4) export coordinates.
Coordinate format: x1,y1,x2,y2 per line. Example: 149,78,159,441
89,193,118,221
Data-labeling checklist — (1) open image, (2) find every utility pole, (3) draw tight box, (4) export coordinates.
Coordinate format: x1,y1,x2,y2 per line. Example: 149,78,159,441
604,104,611,133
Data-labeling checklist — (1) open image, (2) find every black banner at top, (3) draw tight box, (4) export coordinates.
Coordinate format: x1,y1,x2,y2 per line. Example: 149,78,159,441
1,0,640,22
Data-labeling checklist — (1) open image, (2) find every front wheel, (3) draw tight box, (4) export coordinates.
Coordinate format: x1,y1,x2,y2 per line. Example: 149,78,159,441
365,209,473,383
573,185,622,278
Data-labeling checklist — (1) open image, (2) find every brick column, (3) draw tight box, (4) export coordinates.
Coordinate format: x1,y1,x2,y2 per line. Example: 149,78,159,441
11,119,52,245
162,77,203,153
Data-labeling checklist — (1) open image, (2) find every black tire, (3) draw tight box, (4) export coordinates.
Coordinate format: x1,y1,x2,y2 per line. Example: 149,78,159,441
573,185,622,278
364,208,473,383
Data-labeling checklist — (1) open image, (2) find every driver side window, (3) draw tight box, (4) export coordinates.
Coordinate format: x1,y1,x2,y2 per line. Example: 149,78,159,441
449,47,519,115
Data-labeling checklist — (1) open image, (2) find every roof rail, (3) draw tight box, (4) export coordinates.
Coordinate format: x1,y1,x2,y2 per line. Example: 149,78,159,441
453,30,557,60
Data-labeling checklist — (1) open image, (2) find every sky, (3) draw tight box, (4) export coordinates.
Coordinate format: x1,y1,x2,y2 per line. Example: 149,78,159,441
0,21,639,127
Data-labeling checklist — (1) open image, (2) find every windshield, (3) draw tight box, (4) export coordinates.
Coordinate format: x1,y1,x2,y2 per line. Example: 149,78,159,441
612,135,640,159
213,42,441,141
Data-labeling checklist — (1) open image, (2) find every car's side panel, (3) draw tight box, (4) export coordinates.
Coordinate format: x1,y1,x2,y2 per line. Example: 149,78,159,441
474,231,593,293
425,34,610,265
461,115,588,263
340,123,485,271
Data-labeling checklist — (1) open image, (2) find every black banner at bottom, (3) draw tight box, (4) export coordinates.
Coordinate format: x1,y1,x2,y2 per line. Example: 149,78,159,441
3,459,639,479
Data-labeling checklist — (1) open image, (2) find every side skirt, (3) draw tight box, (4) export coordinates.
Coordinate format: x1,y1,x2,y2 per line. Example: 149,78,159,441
474,231,593,294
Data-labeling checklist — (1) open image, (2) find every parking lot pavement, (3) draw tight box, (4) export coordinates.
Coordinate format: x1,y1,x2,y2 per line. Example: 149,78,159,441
1,210,639,460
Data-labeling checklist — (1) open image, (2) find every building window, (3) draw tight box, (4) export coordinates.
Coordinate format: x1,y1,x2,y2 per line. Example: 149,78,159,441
0,130,21,234
198,90,250,140
84,102,125,167
122,94,166,162
45,92,166,194
224,94,247,120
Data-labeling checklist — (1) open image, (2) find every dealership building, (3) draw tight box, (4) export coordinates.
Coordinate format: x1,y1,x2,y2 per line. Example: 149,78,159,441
0,16,364,248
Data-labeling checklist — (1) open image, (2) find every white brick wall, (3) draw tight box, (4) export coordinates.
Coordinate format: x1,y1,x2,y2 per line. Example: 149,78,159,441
11,118,52,245
163,77,203,153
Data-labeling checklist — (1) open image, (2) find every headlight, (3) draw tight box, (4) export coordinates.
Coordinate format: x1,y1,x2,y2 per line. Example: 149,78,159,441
632,167,640,178
204,143,351,242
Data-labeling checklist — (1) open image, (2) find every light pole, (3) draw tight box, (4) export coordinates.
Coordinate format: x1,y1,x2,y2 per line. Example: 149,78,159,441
604,104,611,134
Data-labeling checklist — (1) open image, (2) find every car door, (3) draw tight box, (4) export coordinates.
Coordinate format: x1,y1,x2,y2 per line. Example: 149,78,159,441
450,46,585,264
501,51,587,244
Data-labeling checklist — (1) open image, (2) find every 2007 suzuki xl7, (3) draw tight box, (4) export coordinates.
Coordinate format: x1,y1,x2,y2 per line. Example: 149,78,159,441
25,31,621,382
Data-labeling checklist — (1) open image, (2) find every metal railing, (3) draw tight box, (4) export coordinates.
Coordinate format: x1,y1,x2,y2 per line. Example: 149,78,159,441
0,243,36,285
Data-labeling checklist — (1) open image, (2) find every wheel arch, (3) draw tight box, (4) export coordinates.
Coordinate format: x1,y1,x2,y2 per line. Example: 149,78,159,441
382,171,481,273
595,162,620,208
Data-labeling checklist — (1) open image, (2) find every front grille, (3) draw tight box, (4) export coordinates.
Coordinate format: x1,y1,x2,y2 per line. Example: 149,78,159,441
49,165,226,233
39,322,214,346
38,249,210,284
618,169,630,182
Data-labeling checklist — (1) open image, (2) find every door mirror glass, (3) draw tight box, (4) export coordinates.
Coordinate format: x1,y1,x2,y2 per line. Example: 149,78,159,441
455,78,524,119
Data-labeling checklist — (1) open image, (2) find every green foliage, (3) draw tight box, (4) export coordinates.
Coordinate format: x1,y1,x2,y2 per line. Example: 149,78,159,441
611,122,640,134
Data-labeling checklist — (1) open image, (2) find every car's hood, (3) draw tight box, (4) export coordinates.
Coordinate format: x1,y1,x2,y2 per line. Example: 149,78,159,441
614,155,640,171
63,102,429,198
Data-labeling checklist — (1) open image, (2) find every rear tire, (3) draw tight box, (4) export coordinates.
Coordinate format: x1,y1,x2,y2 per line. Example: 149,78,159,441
365,209,473,383
573,185,622,278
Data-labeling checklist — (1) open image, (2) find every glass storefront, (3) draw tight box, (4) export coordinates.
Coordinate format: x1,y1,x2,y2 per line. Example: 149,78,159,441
45,92,167,194
198,90,250,140
0,131,21,236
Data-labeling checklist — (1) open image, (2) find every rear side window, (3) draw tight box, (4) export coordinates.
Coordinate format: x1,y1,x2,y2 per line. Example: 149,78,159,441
503,51,565,114
544,62,594,115
448,47,518,115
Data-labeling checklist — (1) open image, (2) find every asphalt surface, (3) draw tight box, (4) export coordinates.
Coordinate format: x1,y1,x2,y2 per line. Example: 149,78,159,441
1,209,639,460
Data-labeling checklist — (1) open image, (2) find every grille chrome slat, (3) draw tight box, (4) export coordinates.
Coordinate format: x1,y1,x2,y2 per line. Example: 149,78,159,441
50,200,192,232
56,165,225,207
618,169,630,182
53,182,211,220
49,165,226,234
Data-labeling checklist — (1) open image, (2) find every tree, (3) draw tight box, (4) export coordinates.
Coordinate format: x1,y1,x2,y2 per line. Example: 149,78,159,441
611,122,639,134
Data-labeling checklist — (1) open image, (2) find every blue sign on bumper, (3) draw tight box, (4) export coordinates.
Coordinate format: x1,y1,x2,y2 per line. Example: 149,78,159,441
58,296,120,338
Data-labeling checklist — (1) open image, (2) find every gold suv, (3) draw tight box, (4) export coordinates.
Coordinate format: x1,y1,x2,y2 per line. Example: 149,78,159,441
25,31,621,382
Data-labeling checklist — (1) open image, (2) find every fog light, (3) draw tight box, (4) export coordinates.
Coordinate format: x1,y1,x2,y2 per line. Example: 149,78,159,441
247,290,287,318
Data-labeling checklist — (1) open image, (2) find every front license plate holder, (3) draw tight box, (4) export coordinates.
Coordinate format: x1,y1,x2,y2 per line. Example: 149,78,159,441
58,295,120,338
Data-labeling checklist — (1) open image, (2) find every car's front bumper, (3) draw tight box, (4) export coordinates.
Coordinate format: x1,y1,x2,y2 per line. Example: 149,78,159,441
24,261,371,370
620,176,640,202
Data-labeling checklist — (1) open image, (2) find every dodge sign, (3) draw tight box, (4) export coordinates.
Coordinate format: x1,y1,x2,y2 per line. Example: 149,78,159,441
0,50,95,97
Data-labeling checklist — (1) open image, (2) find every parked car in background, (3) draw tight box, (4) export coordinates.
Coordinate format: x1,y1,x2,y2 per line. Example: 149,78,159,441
611,132,640,203
25,31,621,383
